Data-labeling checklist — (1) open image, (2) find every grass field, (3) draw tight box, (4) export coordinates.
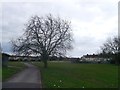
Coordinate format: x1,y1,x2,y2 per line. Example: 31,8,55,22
33,61,118,88
2,62,26,81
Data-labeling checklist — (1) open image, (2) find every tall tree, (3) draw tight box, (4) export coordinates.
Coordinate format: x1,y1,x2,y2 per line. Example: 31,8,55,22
100,36,120,64
11,14,73,68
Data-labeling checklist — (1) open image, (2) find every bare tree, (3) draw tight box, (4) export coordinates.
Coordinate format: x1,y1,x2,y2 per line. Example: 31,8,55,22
101,36,120,54
11,14,73,68
100,36,120,64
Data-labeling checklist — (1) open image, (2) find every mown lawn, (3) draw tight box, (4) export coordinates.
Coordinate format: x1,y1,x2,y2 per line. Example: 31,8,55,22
33,61,118,88
2,61,26,81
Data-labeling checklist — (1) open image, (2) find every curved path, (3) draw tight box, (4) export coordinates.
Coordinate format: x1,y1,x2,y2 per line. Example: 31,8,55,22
2,63,42,88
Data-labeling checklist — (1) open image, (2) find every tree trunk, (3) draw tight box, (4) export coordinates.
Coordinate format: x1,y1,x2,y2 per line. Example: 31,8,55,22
115,53,119,65
41,52,49,68
43,59,48,68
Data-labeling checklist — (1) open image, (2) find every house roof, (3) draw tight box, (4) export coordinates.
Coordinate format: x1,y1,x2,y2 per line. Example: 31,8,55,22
2,53,10,57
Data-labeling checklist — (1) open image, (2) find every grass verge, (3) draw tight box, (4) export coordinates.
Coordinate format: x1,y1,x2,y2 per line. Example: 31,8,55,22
2,61,26,81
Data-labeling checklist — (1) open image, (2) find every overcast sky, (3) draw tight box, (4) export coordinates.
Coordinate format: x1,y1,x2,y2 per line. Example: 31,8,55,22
0,0,119,57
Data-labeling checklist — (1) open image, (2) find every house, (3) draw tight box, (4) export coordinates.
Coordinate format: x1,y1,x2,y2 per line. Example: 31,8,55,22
2,53,10,67
9,55,41,61
81,54,111,63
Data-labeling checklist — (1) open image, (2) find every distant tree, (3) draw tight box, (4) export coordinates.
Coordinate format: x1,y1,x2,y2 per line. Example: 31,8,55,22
11,14,73,68
0,43,2,65
0,43,2,53
100,36,120,64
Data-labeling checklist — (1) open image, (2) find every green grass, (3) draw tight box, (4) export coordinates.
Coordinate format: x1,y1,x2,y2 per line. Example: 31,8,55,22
0,68,2,76
33,61,118,88
2,61,26,81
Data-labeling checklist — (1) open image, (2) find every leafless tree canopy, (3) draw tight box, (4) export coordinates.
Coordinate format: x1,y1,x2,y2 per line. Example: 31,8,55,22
100,36,120,54
11,14,73,67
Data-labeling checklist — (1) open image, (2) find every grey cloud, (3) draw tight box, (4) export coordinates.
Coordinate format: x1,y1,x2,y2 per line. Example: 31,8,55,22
1,42,12,53
1,1,118,57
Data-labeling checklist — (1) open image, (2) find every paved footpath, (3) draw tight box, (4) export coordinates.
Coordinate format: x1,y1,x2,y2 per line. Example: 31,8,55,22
2,63,42,88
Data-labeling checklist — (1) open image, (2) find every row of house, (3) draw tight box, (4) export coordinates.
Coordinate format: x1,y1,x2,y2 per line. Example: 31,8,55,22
9,55,40,61
2,53,113,66
80,54,112,63
2,53,41,67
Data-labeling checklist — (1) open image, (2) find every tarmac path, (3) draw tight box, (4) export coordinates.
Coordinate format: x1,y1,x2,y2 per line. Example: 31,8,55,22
2,62,42,89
